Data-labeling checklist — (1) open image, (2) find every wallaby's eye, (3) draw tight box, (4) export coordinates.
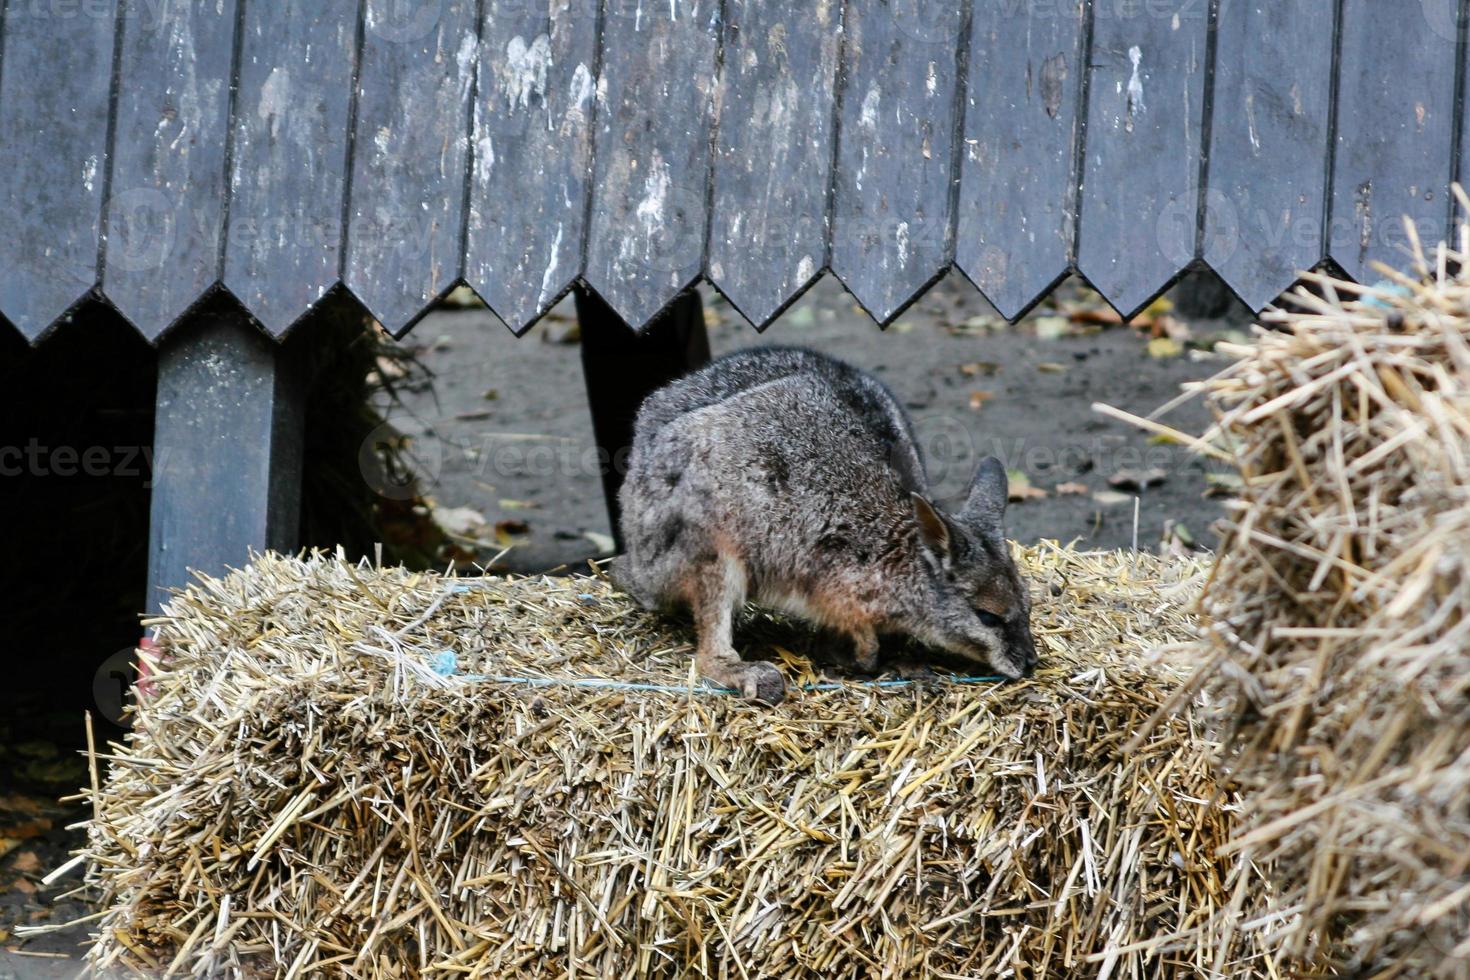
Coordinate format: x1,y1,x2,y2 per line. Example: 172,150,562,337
976,609,1004,629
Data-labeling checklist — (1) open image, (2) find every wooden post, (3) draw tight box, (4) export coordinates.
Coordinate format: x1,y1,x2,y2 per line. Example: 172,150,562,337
146,310,305,614
577,287,711,550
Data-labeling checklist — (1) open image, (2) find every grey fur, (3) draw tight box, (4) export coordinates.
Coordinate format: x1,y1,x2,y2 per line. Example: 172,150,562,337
614,347,1038,703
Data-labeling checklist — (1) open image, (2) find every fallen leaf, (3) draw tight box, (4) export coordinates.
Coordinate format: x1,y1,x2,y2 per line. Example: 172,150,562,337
1204,472,1245,497
786,307,816,328
1092,490,1134,506
9,850,41,875
442,284,485,308
1154,314,1192,342
1160,520,1199,558
375,355,407,380
967,390,994,411
959,361,1000,377
948,313,1005,335
434,506,487,537
543,321,581,344
1109,468,1168,492
1055,482,1089,496
1066,305,1123,325
1147,336,1183,358
890,319,917,334
1143,295,1175,316
1033,315,1072,340
1006,470,1047,502
584,531,616,554
1036,362,1068,374
493,519,531,547
498,498,540,510
482,388,499,401
455,409,492,421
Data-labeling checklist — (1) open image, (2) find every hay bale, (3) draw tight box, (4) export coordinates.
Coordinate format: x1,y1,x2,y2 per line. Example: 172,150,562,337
70,544,1246,977
1182,233,1470,972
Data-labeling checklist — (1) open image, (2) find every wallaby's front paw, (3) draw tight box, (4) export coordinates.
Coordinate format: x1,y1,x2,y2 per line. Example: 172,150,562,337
891,660,939,682
737,662,787,705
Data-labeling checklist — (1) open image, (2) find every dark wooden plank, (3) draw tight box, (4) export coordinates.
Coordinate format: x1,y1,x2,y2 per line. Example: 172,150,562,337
0,1,117,341
1329,0,1460,282
147,309,304,613
104,0,239,340
1205,0,1335,311
583,0,720,331
830,0,967,326
1075,0,1210,319
345,0,479,335
465,0,598,333
954,0,1085,321
706,0,841,328
576,287,710,545
221,2,358,338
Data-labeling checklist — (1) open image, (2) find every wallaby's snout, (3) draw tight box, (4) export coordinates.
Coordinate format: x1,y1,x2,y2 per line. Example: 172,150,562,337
908,459,1037,682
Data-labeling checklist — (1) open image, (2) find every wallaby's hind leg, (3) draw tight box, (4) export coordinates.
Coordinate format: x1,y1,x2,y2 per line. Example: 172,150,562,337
689,556,786,704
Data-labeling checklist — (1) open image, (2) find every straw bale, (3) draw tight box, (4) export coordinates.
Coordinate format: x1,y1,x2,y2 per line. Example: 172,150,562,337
71,544,1249,978
1177,224,1470,974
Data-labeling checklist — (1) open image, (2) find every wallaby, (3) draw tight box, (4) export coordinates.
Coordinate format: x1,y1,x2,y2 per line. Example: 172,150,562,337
613,347,1037,703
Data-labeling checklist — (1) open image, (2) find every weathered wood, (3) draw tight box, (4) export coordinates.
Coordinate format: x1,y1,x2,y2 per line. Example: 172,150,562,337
0,0,117,340
583,0,720,330
105,0,239,340
576,286,710,545
344,0,479,335
1076,0,1211,319
707,0,842,328
1329,0,1460,282
147,308,305,613
1205,0,1335,310
830,0,967,325
221,2,358,337
954,0,1085,321
464,0,599,334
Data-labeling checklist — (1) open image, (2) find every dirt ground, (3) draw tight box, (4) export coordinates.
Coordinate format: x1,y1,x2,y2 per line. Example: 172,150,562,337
380,272,1245,572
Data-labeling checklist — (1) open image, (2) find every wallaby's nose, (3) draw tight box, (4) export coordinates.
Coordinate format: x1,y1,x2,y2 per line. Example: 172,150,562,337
1017,636,1039,677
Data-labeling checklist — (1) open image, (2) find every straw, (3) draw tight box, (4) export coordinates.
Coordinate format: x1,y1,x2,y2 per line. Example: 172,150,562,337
60,543,1245,978
1140,207,1470,976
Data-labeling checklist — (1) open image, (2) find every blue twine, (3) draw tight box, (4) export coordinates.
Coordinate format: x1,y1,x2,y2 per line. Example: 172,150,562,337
435,582,1006,693
448,672,1005,695
1362,279,1412,309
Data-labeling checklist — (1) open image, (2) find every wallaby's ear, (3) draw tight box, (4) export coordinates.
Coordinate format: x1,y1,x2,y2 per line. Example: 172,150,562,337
961,456,1009,534
911,493,951,562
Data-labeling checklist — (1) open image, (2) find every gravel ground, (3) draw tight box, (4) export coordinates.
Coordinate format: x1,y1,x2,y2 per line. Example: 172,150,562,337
378,272,1244,572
